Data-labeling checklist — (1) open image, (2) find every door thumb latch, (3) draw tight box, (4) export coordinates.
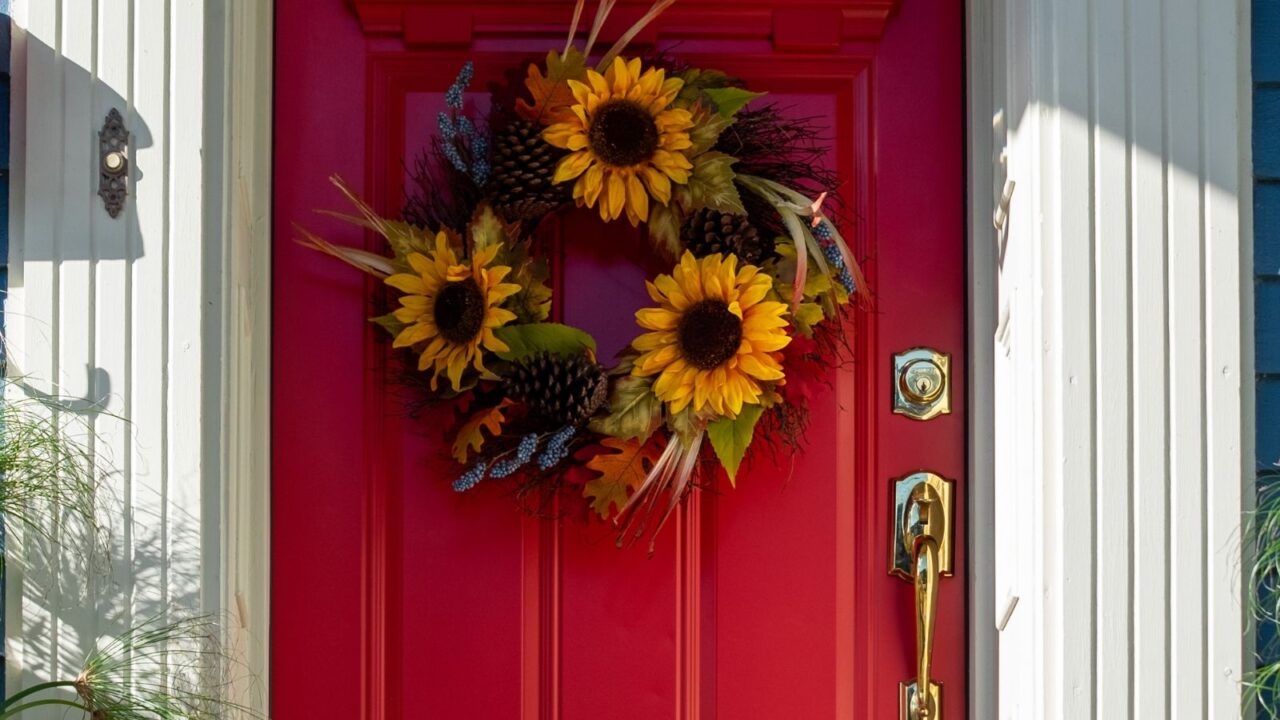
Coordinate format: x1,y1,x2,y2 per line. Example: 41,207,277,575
891,472,954,720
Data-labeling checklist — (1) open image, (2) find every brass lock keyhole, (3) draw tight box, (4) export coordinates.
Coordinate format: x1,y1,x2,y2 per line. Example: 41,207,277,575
892,348,951,421
900,359,944,404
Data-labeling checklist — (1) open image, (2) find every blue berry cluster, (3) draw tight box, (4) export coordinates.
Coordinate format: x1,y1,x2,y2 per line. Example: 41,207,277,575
812,220,856,294
435,62,491,187
445,61,473,110
537,425,578,470
489,433,540,478
453,462,488,492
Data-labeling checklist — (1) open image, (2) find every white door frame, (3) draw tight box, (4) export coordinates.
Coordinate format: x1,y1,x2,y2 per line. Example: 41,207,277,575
966,1,1000,717
219,1,273,715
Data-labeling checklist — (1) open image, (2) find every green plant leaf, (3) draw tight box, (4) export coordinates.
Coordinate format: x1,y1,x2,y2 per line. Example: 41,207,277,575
469,204,509,251
686,152,746,215
686,104,733,156
666,406,708,445
704,87,766,118
646,203,684,259
505,252,553,323
676,68,736,104
589,374,663,442
706,404,765,485
370,312,407,338
791,302,826,336
492,323,597,361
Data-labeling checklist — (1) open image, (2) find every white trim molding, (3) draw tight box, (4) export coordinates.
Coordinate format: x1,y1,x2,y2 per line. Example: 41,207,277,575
979,0,1254,717
966,1,1000,718
216,0,273,715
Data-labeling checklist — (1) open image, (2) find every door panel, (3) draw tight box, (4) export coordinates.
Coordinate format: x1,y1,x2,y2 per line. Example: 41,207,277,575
273,2,965,718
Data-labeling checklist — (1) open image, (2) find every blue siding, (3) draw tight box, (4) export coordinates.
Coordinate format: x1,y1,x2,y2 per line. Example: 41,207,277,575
1257,0,1280,710
1261,0,1280,84
1256,0,1280,467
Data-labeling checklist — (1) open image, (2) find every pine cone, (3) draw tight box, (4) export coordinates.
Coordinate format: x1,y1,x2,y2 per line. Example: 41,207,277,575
505,352,609,427
680,208,773,266
488,119,572,223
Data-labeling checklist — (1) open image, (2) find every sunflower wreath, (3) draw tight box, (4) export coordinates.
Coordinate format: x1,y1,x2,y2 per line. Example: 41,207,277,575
299,0,867,551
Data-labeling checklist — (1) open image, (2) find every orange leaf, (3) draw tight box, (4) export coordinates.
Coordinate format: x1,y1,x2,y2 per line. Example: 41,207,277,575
515,49,587,125
583,437,664,519
452,399,513,463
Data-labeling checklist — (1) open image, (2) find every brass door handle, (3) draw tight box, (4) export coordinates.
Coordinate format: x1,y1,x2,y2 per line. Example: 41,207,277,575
891,473,953,720
912,533,940,718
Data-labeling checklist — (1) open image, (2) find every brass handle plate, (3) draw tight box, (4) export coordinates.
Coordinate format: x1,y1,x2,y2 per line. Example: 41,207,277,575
891,472,953,720
892,348,951,421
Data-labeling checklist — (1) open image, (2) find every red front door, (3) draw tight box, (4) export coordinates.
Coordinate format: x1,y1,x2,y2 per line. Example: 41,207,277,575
272,2,966,718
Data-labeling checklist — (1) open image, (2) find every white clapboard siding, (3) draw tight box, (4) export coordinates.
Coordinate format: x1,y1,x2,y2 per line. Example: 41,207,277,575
2,1,270,715
984,0,1251,717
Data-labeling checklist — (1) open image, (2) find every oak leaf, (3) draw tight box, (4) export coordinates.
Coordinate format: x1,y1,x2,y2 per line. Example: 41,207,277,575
583,437,664,519
452,399,513,463
516,49,587,125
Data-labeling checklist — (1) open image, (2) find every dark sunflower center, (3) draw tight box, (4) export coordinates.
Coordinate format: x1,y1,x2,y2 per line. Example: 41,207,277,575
678,300,743,370
433,278,486,344
589,100,660,167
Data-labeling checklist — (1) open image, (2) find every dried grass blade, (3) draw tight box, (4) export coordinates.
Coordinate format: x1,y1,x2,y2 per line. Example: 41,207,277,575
597,0,678,70
584,0,618,57
565,0,587,54
294,224,395,277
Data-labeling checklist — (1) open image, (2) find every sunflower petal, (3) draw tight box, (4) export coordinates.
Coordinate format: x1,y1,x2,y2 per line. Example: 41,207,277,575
481,327,510,353
639,166,672,204
446,348,469,390
386,273,427,295
580,163,605,208
748,333,792,353
554,151,595,183
636,307,680,331
393,306,422,324
738,353,785,381
543,122,581,149
587,69,611,98
568,78,593,106
485,306,518,327
626,173,649,224
393,322,432,348
606,172,627,221
633,330,676,352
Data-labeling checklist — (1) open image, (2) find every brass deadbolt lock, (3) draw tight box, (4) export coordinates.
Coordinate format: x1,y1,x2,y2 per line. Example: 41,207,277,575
892,348,951,421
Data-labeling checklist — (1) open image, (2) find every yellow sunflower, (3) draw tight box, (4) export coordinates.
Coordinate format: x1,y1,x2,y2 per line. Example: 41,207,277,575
386,232,522,391
632,251,792,418
543,57,695,226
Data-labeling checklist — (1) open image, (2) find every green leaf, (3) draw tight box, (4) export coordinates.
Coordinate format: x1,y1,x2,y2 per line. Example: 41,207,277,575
589,374,663,442
686,152,746,215
676,68,736,104
791,302,826,336
666,406,707,445
646,203,684,259
686,105,733,156
469,204,509,251
706,404,765,485
504,252,553,323
492,323,597,361
371,312,406,338
704,87,766,118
